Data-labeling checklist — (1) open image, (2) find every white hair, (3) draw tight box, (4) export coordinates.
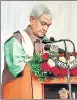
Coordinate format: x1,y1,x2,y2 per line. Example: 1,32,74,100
30,5,52,19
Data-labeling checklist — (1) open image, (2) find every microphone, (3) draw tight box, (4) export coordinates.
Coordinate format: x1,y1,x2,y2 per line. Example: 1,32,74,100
50,37,55,41
42,36,74,99
44,44,51,51
42,37,75,52
43,37,65,52
42,37,62,44
44,44,65,54
42,39,52,44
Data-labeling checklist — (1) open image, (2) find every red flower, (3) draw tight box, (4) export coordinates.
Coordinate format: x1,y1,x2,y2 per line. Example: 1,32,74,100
40,62,50,72
41,53,49,61
72,52,77,56
59,52,70,59
70,67,77,76
59,68,68,76
59,53,64,57
50,66,60,76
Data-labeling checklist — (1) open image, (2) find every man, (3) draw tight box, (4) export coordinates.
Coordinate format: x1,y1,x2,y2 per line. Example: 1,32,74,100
2,5,52,84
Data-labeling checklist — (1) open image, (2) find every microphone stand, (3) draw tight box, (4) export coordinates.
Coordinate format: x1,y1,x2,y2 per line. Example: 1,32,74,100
42,38,75,99
64,41,72,99
63,39,75,52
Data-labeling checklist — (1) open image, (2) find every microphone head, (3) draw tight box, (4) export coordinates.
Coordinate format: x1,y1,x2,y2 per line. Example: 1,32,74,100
50,37,55,41
42,36,55,44
42,39,50,44
44,45,51,51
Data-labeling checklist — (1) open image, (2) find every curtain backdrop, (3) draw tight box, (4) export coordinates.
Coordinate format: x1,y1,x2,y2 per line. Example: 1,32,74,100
1,1,77,81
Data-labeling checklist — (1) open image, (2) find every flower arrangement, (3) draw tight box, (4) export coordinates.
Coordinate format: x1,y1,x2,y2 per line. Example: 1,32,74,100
29,47,77,82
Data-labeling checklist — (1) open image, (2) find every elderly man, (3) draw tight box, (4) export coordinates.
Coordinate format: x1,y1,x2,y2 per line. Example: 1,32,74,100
2,5,52,84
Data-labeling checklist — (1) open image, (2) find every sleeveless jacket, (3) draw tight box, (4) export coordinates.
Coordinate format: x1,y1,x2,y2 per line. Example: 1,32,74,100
2,25,44,85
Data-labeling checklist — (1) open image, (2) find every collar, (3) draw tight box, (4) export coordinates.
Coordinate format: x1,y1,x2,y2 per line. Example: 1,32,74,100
24,25,42,43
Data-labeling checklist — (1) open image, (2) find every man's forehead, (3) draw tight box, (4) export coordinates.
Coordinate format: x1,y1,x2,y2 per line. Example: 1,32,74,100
40,14,52,24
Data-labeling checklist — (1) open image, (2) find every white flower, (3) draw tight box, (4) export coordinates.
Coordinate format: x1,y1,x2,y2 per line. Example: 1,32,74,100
59,56,75,63
47,59,55,67
59,57,66,63
70,56,75,62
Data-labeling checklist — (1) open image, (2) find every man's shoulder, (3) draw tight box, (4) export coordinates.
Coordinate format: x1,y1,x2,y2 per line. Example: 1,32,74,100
4,30,22,45
13,30,22,44
4,27,31,45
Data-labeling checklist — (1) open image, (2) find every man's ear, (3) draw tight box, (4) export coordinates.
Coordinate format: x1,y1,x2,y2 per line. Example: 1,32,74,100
30,16,35,25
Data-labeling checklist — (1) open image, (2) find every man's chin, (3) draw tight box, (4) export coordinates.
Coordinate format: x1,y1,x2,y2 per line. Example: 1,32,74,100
40,34,45,37
37,33,45,38
39,36,44,39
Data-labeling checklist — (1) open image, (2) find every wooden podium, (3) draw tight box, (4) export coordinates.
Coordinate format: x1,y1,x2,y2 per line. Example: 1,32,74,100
2,64,77,99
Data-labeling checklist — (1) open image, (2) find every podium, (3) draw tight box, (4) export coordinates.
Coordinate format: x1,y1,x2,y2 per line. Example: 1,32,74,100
2,64,77,99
